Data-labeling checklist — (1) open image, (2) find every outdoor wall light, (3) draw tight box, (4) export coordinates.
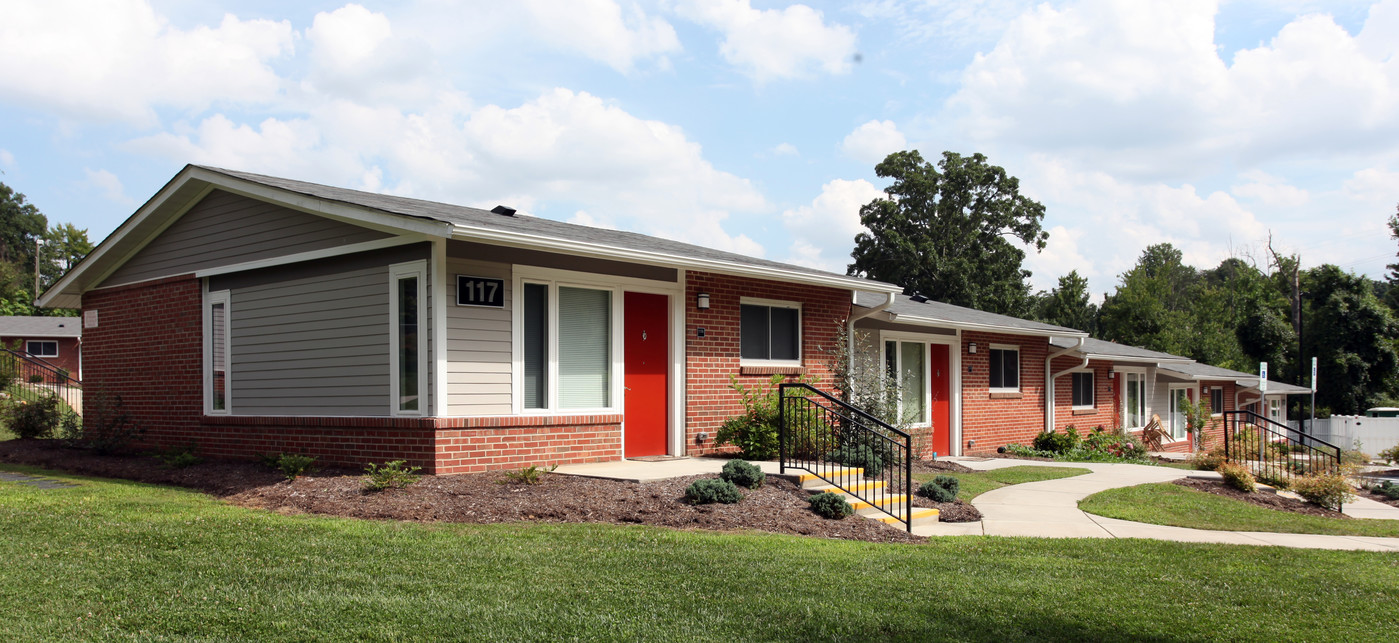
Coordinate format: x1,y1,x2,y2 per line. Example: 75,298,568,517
968,342,977,354
697,293,710,310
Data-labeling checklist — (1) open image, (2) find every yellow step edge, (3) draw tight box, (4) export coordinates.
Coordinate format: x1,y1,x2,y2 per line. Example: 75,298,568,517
849,495,909,510
875,508,940,524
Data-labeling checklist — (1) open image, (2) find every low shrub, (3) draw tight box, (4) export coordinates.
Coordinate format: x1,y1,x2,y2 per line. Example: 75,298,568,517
808,491,853,519
27,374,42,384
1291,472,1356,512
363,460,423,492
1004,443,1056,458
499,464,556,485
918,475,960,503
61,390,142,454
155,444,201,469
827,444,883,477
1340,449,1370,466
720,459,765,489
1033,427,1079,454
1379,445,1399,465
1191,449,1226,471
685,478,743,505
1371,480,1399,501
263,453,316,480
1216,461,1257,493
1,394,66,439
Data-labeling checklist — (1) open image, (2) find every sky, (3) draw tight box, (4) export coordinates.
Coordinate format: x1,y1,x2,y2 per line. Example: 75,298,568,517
1,0,1397,301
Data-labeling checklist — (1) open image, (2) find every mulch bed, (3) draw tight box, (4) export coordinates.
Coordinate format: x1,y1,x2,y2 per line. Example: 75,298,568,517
1173,477,1349,519
0,440,927,543
907,459,983,522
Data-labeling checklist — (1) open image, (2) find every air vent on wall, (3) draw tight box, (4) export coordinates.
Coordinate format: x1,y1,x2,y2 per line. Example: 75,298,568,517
491,205,517,217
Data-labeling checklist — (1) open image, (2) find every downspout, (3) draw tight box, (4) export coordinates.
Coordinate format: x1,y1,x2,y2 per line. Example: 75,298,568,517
1045,337,1087,433
1236,386,1262,414
845,291,895,396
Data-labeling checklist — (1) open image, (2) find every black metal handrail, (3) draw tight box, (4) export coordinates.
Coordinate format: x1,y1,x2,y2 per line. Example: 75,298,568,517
1223,410,1340,487
779,382,913,532
0,348,82,416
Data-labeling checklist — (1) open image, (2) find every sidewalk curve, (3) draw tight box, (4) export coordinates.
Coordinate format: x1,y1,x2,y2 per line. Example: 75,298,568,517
912,458,1399,552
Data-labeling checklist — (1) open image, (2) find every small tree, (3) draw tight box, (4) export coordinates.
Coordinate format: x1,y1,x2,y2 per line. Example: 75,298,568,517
1181,396,1214,452
827,326,924,455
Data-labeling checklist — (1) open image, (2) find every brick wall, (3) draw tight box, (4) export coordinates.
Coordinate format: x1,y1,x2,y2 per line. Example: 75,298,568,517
961,331,1049,452
1051,356,1115,433
435,414,622,474
683,271,849,456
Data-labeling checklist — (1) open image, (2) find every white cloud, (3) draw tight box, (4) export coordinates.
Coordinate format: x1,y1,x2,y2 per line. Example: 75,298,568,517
942,0,1399,179
1230,170,1310,207
1342,166,1399,205
1024,225,1093,292
782,178,885,271
82,168,134,205
0,0,293,126
772,142,800,156
522,0,680,72
0,149,14,168
303,4,439,105
676,0,857,81
129,88,769,256
840,120,907,165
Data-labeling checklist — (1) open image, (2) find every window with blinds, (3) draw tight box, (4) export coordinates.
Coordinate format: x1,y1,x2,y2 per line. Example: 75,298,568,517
740,302,800,363
206,289,230,414
521,282,614,411
1071,371,1094,408
989,347,1019,391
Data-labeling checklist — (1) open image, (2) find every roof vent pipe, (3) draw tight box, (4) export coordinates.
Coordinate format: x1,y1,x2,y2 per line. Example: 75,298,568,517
491,205,517,217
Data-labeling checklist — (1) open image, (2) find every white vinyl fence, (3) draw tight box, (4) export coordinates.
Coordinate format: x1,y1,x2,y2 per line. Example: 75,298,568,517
1294,416,1399,456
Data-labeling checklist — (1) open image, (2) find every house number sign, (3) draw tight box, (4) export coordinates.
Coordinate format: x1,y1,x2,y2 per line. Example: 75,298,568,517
456,276,505,308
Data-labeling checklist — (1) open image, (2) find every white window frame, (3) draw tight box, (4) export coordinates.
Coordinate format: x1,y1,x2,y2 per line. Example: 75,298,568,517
25,340,58,358
1116,367,1148,430
390,261,429,417
738,296,802,367
203,287,232,415
988,343,1020,394
881,335,932,427
511,266,624,415
1070,369,1095,410
1168,385,1192,441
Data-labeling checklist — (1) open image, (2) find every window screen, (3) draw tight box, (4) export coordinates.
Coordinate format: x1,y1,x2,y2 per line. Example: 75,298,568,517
25,340,57,358
209,303,226,412
1210,387,1224,415
900,341,927,424
740,303,800,362
557,287,611,409
397,276,419,412
1125,372,1145,428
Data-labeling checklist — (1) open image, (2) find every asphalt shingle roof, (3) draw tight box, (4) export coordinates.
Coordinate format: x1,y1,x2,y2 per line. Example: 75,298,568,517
0,316,81,338
1049,337,1191,362
854,292,1085,336
203,166,891,289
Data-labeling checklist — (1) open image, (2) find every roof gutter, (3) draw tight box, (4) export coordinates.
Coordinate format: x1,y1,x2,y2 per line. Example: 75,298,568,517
1045,337,1087,434
887,313,1088,339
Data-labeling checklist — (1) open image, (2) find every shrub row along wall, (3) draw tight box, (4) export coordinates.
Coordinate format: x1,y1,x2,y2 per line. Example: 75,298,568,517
683,270,849,456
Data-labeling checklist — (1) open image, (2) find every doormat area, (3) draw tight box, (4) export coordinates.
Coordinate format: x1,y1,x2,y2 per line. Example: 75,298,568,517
0,471,79,490
629,456,690,463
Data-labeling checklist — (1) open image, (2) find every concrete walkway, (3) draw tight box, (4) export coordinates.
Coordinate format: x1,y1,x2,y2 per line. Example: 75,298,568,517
914,458,1399,551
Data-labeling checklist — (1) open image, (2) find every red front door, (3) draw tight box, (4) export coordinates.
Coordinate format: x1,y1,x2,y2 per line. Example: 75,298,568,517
930,344,951,456
624,292,669,457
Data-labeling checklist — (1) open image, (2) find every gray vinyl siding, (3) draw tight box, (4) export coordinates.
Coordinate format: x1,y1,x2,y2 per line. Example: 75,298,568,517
445,258,512,415
103,189,391,287
448,240,677,282
229,265,393,416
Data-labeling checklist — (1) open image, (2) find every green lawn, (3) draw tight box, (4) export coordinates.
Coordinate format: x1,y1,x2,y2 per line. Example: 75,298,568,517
9,466,1395,641
1080,482,1399,538
917,465,1092,499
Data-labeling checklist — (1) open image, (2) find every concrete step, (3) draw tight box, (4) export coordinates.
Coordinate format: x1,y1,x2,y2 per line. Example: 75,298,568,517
808,480,886,495
874,507,940,526
847,494,910,517
794,468,866,489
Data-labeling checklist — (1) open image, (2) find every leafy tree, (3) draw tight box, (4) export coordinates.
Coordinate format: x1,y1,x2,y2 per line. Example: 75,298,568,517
1097,244,1196,356
848,150,1048,316
1385,204,1399,315
0,182,47,267
1038,270,1097,333
1304,264,1399,415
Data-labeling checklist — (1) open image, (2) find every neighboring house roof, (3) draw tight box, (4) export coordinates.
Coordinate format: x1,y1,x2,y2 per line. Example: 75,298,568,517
39,165,901,309
0,316,81,338
1049,336,1192,364
854,292,1087,338
1159,362,1312,395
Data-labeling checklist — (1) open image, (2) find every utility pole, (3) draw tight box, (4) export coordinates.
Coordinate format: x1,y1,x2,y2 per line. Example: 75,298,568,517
33,237,43,304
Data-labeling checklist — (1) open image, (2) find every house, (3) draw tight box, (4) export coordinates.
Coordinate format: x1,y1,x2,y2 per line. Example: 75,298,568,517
0,315,82,379
1047,337,1312,452
37,165,903,473
850,293,1089,457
